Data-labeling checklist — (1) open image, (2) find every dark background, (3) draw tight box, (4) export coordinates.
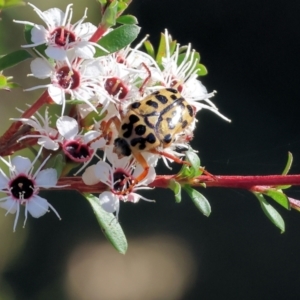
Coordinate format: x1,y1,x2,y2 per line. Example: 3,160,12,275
1,0,300,299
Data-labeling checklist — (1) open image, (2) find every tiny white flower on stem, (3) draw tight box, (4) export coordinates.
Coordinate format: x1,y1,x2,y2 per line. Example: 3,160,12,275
0,148,61,231
83,150,156,219
10,107,60,151
56,116,105,164
14,3,102,60
27,55,103,115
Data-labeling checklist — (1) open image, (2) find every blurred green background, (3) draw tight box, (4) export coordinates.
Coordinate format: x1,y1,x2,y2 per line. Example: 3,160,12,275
1,0,300,299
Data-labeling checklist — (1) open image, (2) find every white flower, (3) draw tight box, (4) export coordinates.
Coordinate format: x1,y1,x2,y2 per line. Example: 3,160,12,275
0,148,61,231
14,3,99,60
27,55,103,115
149,29,230,122
83,150,156,218
56,116,105,164
10,107,60,151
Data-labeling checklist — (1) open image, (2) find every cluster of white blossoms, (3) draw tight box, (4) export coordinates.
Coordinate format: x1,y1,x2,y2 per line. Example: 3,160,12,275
0,3,229,230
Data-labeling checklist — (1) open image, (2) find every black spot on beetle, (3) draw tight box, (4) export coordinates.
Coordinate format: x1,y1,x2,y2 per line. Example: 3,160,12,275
163,133,172,144
166,88,177,93
135,124,146,136
186,104,194,117
146,100,158,109
131,137,147,150
155,94,168,104
181,120,188,129
122,114,140,138
146,133,156,144
131,102,141,109
170,94,178,100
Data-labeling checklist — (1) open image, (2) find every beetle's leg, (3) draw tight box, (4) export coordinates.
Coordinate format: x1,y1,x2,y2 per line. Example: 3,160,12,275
150,149,189,165
116,152,150,195
131,151,150,184
150,149,215,178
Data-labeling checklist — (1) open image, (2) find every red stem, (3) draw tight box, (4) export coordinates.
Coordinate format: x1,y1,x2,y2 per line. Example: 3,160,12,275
55,174,300,193
89,25,108,43
0,90,52,156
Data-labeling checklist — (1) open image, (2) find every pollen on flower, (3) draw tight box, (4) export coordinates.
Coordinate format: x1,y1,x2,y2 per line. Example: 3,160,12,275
56,66,80,90
104,78,129,100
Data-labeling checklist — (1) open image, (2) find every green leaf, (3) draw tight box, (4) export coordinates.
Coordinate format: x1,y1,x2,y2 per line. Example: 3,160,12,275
0,50,32,71
24,24,33,45
185,150,200,172
116,15,138,25
95,24,140,57
178,150,201,178
197,63,208,76
143,40,155,59
0,0,25,9
282,152,293,175
101,0,118,27
85,193,128,254
266,189,290,210
0,74,20,90
168,179,181,203
183,185,211,216
276,185,291,190
254,193,285,233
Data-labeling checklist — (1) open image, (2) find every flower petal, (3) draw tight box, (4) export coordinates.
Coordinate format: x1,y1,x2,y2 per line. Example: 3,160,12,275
0,170,9,189
99,191,119,213
56,116,78,139
35,168,58,187
48,85,64,105
82,165,100,185
11,156,32,174
75,41,95,59
30,58,52,79
0,198,18,214
42,7,65,28
94,161,112,184
37,137,59,151
45,46,67,60
27,195,49,218
31,25,48,44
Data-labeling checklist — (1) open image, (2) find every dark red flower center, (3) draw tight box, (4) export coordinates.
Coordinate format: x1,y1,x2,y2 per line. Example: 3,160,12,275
105,77,128,99
51,27,76,47
63,140,93,163
10,175,34,200
56,66,80,90
113,168,133,192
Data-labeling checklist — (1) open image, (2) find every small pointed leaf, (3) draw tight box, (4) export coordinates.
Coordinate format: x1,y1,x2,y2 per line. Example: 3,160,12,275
254,193,285,233
183,185,211,216
282,152,293,175
117,15,138,24
100,0,118,27
168,179,181,203
196,63,208,76
266,189,290,210
85,193,128,254
143,40,155,59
